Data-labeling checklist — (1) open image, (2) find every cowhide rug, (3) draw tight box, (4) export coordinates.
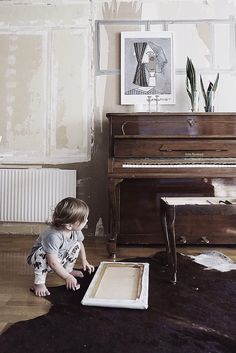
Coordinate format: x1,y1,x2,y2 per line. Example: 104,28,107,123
0,251,235,353
190,250,236,272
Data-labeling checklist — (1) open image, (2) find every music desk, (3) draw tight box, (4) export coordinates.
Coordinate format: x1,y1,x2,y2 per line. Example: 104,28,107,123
160,197,236,284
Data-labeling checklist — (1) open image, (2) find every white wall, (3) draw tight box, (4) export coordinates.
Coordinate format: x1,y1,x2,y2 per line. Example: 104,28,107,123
0,1,92,164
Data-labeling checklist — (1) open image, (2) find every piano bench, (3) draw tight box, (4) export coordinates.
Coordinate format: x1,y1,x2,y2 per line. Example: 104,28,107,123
160,196,236,284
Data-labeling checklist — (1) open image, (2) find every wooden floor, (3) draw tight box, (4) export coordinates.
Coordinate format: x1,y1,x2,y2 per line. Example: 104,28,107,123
0,234,236,335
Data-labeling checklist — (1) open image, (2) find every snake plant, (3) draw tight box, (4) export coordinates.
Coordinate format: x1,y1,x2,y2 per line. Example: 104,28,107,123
200,73,219,112
186,57,198,111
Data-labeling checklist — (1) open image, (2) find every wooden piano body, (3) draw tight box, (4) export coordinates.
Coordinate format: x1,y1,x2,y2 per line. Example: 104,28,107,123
107,112,236,257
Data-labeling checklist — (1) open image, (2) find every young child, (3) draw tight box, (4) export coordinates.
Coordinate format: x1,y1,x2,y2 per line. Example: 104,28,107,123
27,197,94,297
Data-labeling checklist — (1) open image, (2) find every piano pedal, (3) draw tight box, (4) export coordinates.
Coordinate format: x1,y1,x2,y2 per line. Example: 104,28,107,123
178,236,187,244
200,236,210,244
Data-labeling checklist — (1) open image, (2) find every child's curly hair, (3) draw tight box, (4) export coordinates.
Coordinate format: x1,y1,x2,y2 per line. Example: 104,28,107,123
51,197,89,229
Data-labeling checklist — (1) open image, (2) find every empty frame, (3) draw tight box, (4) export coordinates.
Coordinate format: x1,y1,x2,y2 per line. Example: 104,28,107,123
81,261,149,309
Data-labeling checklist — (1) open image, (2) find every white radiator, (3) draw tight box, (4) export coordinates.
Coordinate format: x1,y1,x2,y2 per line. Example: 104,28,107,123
0,168,76,222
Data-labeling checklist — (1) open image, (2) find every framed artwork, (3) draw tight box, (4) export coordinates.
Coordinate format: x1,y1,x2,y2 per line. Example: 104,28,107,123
81,261,149,309
121,31,175,105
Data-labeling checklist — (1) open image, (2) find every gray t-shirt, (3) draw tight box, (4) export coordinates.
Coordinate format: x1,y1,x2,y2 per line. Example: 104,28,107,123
27,226,84,264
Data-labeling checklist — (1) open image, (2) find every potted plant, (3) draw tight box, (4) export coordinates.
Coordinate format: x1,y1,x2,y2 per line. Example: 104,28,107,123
200,73,219,112
186,57,199,112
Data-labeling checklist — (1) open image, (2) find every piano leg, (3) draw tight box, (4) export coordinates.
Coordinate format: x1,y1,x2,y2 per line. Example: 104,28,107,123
160,199,177,284
108,178,124,260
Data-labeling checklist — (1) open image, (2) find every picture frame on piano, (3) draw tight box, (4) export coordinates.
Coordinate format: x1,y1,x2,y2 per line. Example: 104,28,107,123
120,31,175,106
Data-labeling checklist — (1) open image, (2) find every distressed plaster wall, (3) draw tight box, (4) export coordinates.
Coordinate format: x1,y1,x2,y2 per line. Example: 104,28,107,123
0,0,236,237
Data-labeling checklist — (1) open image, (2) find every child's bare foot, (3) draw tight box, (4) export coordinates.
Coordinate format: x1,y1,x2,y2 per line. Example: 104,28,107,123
31,284,50,297
70,270,84,278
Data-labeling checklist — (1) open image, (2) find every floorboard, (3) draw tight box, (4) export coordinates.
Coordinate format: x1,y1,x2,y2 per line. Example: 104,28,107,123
0,234,235,334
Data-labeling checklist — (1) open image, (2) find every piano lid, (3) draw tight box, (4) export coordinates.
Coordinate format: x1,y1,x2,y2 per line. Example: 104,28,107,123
107,112,236,137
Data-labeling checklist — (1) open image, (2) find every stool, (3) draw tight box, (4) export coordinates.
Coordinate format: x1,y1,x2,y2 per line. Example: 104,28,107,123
160,197,236,284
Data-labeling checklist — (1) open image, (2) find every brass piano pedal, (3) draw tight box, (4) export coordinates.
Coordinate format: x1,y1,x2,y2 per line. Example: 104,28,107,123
200,236,210,244
179,236,187,244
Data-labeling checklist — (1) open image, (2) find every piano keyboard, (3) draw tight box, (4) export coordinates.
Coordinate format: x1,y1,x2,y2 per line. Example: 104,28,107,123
122,162,236,168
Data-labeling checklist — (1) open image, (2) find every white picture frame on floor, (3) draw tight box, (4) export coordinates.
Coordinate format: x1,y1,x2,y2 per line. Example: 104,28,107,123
121,31,175,105
81,261,149,309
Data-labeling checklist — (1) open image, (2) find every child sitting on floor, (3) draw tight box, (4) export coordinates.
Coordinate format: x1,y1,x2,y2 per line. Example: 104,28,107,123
27,197,94,297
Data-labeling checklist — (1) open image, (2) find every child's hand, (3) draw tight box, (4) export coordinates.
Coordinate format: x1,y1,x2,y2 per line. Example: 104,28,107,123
65,274,80,291
82,260,95,274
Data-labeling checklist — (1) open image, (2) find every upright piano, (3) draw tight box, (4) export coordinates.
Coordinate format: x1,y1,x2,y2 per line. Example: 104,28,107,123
107,112,236,258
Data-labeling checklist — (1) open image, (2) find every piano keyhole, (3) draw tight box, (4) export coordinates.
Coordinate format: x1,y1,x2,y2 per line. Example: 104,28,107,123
187,118,195,127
